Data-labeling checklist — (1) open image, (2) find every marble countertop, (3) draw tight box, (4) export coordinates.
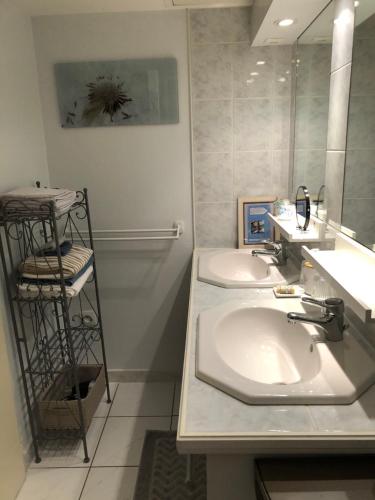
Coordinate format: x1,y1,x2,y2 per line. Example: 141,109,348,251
177,249,375,454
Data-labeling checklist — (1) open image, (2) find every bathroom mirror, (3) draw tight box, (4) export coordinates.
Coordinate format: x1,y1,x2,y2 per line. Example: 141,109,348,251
291,1,334,209
341,0,375,250
295,185,311,231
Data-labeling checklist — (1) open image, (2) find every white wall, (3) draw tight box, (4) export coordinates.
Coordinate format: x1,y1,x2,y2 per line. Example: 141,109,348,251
32,10,193,375
0,0,50,471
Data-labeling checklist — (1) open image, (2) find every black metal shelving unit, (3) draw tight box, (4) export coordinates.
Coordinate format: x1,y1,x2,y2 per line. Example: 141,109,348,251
0,188,111,463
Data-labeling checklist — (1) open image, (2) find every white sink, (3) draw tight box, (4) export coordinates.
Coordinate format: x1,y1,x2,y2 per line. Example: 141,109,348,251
198,249,299,288
196,299,375,404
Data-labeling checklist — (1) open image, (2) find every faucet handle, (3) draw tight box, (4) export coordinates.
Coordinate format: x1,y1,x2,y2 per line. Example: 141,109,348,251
302,296,344,314
301,296,326,308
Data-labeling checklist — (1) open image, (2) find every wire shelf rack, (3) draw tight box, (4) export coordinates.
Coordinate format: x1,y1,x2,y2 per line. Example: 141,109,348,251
0,188,111,463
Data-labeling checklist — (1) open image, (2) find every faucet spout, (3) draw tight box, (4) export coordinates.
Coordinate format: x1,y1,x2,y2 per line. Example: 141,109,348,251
252,240,288,266
287,297,345,342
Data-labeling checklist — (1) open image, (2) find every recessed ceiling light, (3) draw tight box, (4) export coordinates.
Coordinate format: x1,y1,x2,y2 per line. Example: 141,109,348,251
250,72,259,76
278,77,287,83
354,1,360,7
276,19,295,27
256,61,266,66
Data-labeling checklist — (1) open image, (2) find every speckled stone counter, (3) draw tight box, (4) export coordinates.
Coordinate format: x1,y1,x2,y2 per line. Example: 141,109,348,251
177,249,375,455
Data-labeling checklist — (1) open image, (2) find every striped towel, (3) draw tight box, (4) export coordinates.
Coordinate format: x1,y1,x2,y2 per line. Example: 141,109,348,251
19,244,93,280
17,266,93,299
0,187,77,216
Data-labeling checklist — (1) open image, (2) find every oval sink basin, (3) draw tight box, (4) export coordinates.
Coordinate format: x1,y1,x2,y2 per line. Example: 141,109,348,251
197,299,375,404
215,307,320,385
198,249,299,288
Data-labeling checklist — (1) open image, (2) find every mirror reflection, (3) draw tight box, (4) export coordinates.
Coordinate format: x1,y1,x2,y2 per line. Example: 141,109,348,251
292,1,334,207
342,0,375,250
295,185,311,231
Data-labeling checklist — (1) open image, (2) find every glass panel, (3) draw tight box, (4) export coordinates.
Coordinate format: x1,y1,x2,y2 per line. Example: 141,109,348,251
292,1,334,214
342,0,375,250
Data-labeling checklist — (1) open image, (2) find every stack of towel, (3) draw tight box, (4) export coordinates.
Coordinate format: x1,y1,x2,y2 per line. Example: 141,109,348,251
17,243,93,299
0,187,77,216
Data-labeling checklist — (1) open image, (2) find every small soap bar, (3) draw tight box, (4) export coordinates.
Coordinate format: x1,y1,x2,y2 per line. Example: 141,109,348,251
273,285,304,298
275,285,295,295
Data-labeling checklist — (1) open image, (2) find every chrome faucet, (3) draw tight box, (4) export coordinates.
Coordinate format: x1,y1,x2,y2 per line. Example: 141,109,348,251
287,296,345,342
252,240,288,266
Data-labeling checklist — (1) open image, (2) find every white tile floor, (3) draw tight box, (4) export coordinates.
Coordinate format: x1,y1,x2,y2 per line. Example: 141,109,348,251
16,381,181,500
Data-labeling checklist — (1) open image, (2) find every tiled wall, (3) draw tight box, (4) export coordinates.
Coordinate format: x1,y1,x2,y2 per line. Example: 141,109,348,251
342,13,375,247
293,43,332,197
189,7,292,247
324,0,355,224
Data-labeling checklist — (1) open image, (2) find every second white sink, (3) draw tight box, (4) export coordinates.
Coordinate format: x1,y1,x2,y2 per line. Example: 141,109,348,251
198,249,299,288
196,299,375,404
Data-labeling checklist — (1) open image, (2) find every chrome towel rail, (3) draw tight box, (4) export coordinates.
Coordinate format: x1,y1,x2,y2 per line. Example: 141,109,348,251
69,221,184,242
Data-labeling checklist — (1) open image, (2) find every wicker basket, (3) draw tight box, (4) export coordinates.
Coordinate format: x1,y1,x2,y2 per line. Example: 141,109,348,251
38,364,105,431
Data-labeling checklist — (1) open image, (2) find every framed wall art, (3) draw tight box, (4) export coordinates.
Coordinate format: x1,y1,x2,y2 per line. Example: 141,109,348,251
54,58,179,128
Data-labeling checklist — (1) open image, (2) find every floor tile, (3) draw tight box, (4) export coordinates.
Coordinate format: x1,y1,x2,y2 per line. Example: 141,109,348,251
110,382,174,417
93,382,118,418
173,382,181,415
30,418,106,468
171,416,179,431
93,416,170,466
81,467,138,500
16,468,88,500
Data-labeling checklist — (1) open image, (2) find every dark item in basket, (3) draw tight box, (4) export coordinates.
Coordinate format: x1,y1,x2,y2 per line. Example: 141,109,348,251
38,365,105,431
63,380,92,400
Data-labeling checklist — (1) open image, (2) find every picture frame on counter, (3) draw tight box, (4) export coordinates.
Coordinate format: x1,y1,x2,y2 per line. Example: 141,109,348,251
238,196,276,248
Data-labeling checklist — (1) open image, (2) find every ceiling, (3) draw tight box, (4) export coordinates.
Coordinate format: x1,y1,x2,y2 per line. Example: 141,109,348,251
10,0,252,16
8,0,341,48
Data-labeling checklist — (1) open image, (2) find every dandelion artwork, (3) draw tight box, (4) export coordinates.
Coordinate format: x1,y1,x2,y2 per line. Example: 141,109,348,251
54,58,179,128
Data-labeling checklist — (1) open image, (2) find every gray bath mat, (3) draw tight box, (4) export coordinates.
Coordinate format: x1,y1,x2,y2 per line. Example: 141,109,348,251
134,430,206,500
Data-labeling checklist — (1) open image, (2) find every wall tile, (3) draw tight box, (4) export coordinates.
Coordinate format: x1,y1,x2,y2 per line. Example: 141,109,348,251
327,63,351,150
351,38,375,96
347,96,375,150
232,45,292,99
354,12,375,39
234,98,272,151
342,198,375,247
272,97,291,150
194,153,233,202
295,96,329,149
296,44,332,97
193,100,232,152
272,46,293,98
195,202,237,247
344,149,375,198
189,8,292,248
190,7,250,44
232,45,273,98
294,149,326,196
324,150,346,224
272,150,289,198
234,151,272,198
191,44,232,100
331,0,354,72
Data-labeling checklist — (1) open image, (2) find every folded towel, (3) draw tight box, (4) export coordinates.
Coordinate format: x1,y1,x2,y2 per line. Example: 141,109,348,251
20,244,93,280
21,255,93,286
0,187,77,216
17,266,93,299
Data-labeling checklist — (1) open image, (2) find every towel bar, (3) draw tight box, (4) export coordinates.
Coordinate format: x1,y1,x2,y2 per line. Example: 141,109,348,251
69,221,184,242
